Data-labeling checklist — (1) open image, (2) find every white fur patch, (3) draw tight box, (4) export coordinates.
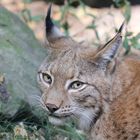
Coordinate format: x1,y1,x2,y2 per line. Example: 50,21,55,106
51,26,64,38
48,116,65,126
78,110,94,131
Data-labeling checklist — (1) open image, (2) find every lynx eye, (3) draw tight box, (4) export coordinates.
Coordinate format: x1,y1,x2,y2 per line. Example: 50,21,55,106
69,81,84,90
41,73,52,84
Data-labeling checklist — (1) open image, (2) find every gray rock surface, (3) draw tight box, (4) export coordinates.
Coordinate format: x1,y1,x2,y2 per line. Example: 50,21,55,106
0,7,47,117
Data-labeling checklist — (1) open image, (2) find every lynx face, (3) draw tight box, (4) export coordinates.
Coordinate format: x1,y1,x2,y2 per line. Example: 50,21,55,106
38,43,111,130
37,5,123,131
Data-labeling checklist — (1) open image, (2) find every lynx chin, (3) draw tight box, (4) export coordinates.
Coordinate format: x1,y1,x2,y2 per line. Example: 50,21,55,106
37,5,140,140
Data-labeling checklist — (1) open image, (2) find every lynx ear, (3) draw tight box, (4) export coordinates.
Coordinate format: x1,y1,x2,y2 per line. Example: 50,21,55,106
45,4,64,42
94,22,125,71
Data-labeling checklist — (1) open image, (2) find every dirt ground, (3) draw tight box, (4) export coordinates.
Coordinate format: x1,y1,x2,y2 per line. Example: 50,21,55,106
1,0,140,45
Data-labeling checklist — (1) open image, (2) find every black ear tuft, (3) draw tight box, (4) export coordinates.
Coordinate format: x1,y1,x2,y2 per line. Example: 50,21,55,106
118,21,125,34
45,4,64,41
45,4,54,34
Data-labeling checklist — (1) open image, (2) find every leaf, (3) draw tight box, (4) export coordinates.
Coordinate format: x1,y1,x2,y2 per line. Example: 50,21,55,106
31,15,44,22
87,24,100,41
113,0,124,7
23,0,32,4
123,0,131,23
87,24,96,30
123,36,131,55
130,33,140,49
86,13,96,19
20,9,32,22
113,0,131,23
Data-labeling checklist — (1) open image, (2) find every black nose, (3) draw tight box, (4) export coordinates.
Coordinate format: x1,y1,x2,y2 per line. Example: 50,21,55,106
46,103,59,113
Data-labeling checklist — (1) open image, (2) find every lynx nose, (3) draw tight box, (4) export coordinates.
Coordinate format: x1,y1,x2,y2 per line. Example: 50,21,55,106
46,103,59,113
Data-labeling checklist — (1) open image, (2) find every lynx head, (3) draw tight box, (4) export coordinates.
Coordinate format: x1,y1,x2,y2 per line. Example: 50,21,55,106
37,5,123,131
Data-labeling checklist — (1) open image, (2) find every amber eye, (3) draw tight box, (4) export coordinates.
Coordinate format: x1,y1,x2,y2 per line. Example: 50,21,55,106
42,73,52,84
69,81,84,90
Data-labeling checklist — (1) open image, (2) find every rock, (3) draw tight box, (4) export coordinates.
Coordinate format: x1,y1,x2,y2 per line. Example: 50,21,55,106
0,7,47,117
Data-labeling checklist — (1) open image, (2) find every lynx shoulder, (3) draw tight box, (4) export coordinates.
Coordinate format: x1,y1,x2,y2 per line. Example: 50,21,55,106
37,5,140,140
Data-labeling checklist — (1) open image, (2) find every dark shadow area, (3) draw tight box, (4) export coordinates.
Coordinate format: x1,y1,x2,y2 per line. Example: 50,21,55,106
36,0,140,8
0,102,46,131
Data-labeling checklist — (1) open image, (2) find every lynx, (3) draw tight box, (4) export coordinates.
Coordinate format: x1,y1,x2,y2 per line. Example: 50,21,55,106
37,5,140,140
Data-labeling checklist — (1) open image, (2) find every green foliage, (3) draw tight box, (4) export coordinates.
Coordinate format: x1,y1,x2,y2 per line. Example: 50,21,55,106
20,8,43,23
53,0,86,36
129,33,140,49
113,0,140,52
113,0,131,22
20,0,43,23
87,0,140,52
23,0,33,4
123,32,140,54
123,0,131,22
116,0,131,23
87,24,100,42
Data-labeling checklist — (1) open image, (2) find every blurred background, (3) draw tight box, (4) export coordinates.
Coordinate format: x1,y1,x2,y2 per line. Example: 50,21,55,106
1,0,140,47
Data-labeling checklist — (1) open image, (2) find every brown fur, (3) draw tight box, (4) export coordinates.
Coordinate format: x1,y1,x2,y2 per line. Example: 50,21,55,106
90,58,140,140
